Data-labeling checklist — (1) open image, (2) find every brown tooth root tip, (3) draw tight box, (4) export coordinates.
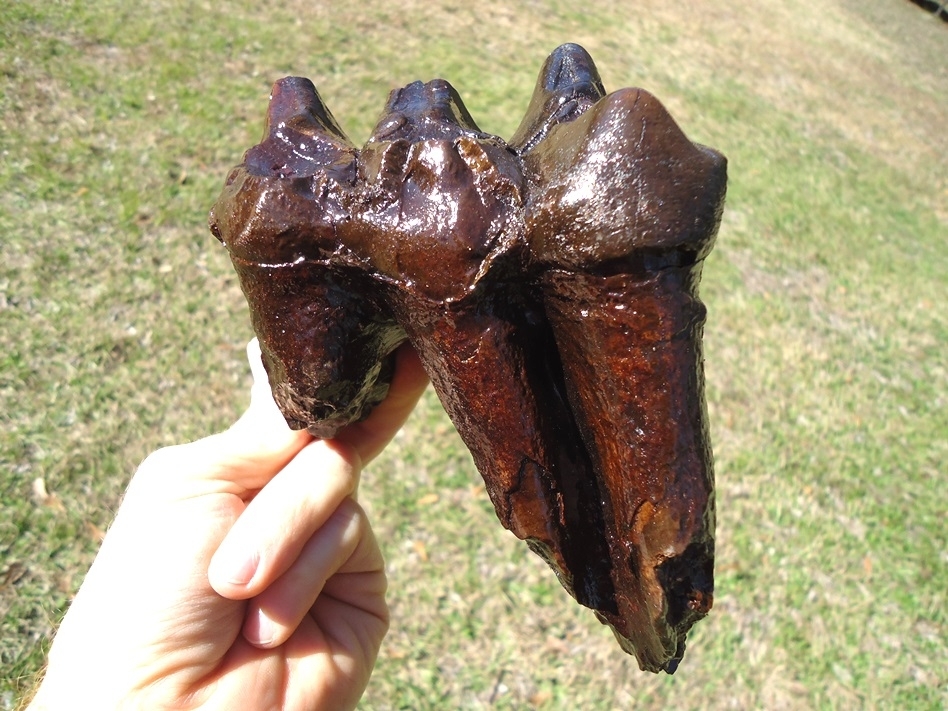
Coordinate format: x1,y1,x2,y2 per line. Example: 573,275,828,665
210,42,725,673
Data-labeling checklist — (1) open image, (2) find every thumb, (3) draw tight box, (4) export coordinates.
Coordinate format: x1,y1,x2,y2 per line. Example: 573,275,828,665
232,338,308,441
210,338,314,488
133,339,312,496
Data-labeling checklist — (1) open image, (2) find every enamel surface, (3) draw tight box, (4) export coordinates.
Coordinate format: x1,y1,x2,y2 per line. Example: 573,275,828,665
209,44,727,673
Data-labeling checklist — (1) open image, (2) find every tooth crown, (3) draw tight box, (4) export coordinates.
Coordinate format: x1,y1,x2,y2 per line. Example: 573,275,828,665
509,43,606,154
349,133,524,301
522,87,727,271
341,79,525,302
209,77,358,268
210,44,727,674
369,79,484,142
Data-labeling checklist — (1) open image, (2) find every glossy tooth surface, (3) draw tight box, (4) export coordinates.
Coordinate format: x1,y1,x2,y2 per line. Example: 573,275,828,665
210,44,727,672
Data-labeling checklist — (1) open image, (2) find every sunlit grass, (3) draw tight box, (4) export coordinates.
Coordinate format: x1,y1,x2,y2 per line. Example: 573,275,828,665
2,0,946,708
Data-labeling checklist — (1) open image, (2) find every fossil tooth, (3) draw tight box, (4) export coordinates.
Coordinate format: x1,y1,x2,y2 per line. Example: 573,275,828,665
210,44,726,673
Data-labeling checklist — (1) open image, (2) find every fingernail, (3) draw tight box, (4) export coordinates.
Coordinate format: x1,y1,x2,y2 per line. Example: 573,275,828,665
247,608,275,647
212,549,258,586
246,338,267,386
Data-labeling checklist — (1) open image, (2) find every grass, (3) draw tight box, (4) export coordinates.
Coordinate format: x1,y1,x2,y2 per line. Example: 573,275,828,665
1,0,946,708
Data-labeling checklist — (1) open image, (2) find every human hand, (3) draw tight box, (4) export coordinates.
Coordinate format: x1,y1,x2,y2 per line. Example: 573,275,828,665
28,339,429,711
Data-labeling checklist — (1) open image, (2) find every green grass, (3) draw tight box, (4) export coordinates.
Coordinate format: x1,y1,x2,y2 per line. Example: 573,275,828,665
2,0,946,708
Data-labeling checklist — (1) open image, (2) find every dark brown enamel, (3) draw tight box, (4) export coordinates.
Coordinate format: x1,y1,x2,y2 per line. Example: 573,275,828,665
209,44,727,673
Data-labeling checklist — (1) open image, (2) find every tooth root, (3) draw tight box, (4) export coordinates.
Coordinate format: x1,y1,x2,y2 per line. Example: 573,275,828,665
385,288,613,608
539,265,715,672
232,258,405,438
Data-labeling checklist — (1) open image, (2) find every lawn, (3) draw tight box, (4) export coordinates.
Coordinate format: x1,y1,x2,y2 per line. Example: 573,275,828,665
1,0,946,708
